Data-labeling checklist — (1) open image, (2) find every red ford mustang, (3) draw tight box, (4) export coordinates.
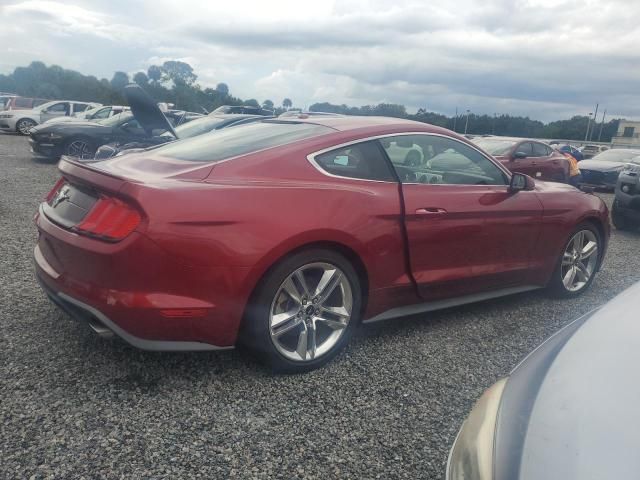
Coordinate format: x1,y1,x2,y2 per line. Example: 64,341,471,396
34,117,609,372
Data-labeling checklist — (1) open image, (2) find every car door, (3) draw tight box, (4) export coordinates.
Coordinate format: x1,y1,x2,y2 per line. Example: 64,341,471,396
530,142,565,181
506,141,539,178
40,102,70,122
381,134,543,301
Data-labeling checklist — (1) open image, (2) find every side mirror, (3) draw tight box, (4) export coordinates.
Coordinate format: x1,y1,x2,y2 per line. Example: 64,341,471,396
512,151,527,160
509,172,535,192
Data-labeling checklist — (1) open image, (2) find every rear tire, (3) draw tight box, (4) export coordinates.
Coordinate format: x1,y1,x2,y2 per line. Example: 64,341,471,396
547,223,601,298
240,248,362,373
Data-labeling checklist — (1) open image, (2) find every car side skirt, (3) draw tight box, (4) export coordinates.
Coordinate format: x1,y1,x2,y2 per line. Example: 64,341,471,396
363,285,541,323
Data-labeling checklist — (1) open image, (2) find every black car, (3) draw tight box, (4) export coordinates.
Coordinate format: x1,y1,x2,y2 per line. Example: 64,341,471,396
94,113,268,159
611,158,640,229
29,84,178,160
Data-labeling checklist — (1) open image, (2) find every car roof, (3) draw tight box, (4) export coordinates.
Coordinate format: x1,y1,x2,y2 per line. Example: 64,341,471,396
265,115,448,134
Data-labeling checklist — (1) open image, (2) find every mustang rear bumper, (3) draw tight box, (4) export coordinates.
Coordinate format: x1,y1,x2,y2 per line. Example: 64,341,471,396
34,207,252,350
36,270,232,351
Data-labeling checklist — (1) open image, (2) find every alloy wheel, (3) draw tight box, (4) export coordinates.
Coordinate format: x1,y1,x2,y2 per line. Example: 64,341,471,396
269,262,353,362
67,140,94,160
561,229,599,292
17,119,35,135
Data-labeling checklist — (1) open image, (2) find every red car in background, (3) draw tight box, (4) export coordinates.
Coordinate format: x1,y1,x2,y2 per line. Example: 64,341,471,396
34,117,609,372
473,137,570,183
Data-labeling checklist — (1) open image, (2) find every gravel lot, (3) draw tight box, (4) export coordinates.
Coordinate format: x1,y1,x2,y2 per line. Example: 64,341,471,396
2,132,640,480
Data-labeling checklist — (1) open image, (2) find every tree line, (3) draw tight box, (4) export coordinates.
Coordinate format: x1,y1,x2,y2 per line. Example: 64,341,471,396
0,61,620,141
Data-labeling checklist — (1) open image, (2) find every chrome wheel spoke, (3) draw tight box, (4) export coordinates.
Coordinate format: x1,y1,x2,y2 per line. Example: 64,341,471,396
320,305,350,319
580,241,597,260
315,314,348,331
294,270,311,298
296,327,309,360
314,269,342,303
562,252,573,266
576,263,590,283
563,266,577,287
282,277,303,305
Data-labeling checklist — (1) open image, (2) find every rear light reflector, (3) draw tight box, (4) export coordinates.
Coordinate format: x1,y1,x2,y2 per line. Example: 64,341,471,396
45,177,66,203
74,197,141,242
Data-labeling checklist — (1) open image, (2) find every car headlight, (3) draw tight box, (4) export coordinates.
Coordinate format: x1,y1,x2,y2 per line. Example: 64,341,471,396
0,113,13,119
46,132,64,140
446,378,507,480
623,163,640,174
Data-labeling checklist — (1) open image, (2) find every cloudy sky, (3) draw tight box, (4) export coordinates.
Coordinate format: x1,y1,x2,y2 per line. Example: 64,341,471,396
1,0,638,121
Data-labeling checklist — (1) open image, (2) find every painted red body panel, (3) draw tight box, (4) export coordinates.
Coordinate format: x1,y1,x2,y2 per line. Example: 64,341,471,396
34,117,610,348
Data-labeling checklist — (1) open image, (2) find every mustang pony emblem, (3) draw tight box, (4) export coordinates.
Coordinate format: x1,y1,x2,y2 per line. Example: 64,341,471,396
51,185,71,207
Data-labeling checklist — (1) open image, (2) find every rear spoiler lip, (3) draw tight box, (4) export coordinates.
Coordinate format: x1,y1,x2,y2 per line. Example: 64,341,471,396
58,156,127,194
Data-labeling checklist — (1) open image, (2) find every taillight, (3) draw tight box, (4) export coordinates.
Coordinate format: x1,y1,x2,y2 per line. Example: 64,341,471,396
74,197,141,242
45,177,65,203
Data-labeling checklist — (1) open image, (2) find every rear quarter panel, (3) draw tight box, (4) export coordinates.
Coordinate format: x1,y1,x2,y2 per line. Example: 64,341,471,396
132,141,411,319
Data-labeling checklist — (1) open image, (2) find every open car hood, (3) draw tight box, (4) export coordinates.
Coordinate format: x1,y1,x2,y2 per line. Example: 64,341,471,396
123,83,177,139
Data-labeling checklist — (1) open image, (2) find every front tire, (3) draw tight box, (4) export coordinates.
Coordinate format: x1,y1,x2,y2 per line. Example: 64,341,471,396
16,118,36,135
548,223,601,298
240,249,362,373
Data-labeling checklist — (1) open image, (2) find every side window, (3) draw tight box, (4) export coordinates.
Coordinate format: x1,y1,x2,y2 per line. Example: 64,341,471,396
74,103,90,113
47,103,68,113
532,143,550,157
515,142,534,157
380,135,507,186
314,140,395,181
92,107,111,119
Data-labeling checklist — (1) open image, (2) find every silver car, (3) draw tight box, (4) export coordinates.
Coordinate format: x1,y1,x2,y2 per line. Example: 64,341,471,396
447,282,640,480
0,100,100,134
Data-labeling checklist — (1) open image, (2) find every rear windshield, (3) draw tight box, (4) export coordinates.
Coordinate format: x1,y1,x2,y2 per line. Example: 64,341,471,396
154,121,333,162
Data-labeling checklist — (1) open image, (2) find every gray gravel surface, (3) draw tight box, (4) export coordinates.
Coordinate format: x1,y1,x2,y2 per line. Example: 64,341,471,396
2,132,640,480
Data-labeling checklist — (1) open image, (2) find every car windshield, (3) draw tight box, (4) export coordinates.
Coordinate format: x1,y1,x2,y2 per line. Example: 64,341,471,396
155,121,332,162
173,116,230,139
98,112,133,126
79,106,102,117
591,149,640,162
472,138,517,155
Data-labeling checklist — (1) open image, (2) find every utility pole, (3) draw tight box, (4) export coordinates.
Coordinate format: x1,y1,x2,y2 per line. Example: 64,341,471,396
589,103,599,141
464,109,470,135
453,107,458,132
597,110,607,142
584,112,593,141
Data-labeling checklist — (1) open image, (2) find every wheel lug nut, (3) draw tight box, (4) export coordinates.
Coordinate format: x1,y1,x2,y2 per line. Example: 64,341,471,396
313,298,318,304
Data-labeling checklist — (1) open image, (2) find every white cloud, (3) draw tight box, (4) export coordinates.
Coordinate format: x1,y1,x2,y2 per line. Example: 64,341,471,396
0,0,639,121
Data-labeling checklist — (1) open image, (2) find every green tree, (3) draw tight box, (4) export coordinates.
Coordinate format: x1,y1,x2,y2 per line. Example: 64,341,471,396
133,72,149,86
262,99,274,110
147,65,162,84
162,60,197,86
110,71,129,90
282,98,292,110
215,82,229,96
244,98,260,108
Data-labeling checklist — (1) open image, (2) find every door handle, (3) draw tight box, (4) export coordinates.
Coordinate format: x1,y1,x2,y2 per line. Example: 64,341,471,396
415,207,447,215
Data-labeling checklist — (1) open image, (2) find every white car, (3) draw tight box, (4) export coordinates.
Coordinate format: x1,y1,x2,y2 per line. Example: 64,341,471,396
44,105,129,125
0,100,101,134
